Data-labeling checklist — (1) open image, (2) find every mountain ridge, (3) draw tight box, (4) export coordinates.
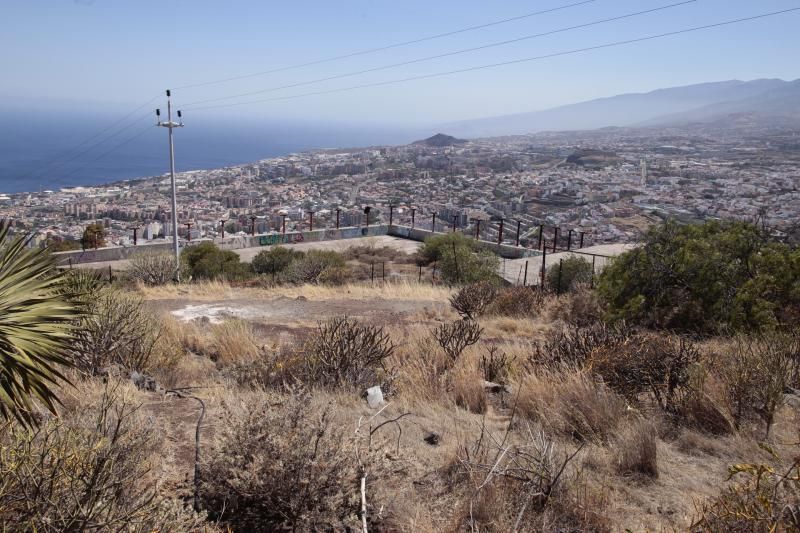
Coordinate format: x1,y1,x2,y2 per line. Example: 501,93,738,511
443,79,799,137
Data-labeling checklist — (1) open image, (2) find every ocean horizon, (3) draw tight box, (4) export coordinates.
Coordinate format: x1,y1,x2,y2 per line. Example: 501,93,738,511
0,109,421,194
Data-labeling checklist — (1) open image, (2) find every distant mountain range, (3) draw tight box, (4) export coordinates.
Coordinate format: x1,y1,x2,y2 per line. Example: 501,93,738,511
443,79,800,137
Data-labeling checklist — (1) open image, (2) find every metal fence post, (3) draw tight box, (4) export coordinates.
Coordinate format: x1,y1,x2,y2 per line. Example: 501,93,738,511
540,247,547,289
557,258,563,295
523,261,528,286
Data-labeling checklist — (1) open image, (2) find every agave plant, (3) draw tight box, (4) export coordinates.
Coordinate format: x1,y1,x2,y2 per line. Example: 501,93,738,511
0,222,76,426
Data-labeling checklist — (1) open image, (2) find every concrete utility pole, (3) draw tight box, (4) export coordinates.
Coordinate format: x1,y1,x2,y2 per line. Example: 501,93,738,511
156,90,183,276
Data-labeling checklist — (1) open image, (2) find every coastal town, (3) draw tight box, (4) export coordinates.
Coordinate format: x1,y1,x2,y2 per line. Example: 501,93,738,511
3,122,799,250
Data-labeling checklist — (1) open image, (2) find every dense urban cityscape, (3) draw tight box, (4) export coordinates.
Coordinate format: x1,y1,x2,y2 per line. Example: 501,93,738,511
3,120,799,251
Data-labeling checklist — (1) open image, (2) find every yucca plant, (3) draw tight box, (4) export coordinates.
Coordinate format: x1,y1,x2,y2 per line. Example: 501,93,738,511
0,222,76,426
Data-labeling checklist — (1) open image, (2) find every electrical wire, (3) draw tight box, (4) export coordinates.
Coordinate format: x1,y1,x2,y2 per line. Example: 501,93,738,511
181,0,696,109
54,124,156,184
188,7,800,112
13,94,160,187
171,0,598,91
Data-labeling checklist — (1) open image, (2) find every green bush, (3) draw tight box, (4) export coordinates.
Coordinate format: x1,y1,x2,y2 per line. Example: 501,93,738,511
182,242,252,281
546,256,593,293
251,246,304,275
416,232,479,265
597,220,800,332
418,232,499,284
282,250,346,284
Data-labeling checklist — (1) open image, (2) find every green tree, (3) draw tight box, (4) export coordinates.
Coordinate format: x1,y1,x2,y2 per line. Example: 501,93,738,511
251,246,303,276
547,256,593,293
0,222,76,426
81,223,106,249
419,233,499,284
597,220,800,332
182,242,252,281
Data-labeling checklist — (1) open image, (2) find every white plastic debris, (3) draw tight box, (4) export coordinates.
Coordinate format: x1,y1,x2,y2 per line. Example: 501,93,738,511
366,386,384,408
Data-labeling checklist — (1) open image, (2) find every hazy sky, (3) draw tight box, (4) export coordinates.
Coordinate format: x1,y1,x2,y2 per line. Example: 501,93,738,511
1,0,798,125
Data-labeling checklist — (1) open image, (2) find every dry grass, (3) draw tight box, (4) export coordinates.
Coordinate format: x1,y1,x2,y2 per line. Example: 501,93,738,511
136,279,453,302
516,369,629,443
615,419,659,479
209,319,261,367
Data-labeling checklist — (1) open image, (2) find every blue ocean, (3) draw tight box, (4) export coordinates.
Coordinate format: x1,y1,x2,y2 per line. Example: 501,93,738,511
0,109,420,194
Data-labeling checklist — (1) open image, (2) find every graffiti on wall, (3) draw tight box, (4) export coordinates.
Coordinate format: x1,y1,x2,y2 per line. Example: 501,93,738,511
258,233,305,246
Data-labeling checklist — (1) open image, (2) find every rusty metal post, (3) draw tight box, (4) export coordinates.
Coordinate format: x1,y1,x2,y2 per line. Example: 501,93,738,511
498,218,504,244
336,208,341,229
557,258,563,295
308,211,314,232
541,247,547,288
567,229,573,251
411,208,416,228
185,222,193,241
523,260,528,286
432,213,437,232
250,216,257,236
452,215,457,232
132,226,139,245
388,204,394,226
552,227,559,253
220,219,226,239
537,224,544,250
516,220,521,247
579,232,585,249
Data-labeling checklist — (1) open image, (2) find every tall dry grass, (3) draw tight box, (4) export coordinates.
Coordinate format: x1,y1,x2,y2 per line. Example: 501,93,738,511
137,279,454,302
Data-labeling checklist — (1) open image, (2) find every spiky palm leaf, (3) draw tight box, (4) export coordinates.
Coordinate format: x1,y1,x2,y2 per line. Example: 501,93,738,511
0,222,76,426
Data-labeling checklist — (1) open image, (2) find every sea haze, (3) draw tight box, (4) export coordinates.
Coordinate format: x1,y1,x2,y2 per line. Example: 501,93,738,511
0,108,419,194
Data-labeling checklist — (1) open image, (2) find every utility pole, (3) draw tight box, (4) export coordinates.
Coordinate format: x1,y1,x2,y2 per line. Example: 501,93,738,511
156,90,183,276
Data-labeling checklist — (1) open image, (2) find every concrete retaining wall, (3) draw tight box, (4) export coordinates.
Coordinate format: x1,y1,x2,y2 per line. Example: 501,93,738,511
53,223,545,265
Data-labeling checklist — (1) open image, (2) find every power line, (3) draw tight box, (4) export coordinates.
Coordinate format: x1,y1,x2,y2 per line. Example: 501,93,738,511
188,7,800,112
171,0,598,91
54,124,155,184
34,112,155,177
182,0,696,109
15,94,160,182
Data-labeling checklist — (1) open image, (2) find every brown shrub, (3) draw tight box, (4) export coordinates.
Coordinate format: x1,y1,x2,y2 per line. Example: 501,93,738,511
718,333,799,437
480,345,514,384
0,381,207,530
526,321,632,369
304,317,395,389
587,333,700,412
485,286,545,318
549,286,603,326
614,419,659,479
199,389,358,531
432,319,483,363
449,281,498,320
